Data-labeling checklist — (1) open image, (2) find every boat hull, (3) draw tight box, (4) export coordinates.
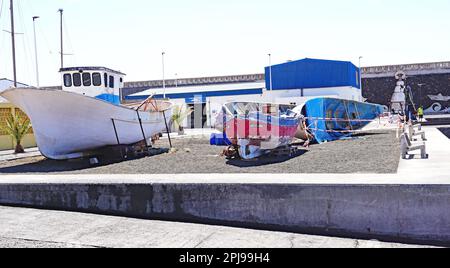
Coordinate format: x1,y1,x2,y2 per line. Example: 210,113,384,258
1,88,172,160
220,102,300,159
299,97,384,143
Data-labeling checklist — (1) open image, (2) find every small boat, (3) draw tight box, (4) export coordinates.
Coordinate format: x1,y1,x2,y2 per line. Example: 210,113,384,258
1,67,173,160
293,97,384,143
218,102,300,159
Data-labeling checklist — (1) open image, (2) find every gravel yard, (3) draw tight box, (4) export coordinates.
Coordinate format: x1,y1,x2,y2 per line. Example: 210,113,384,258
0,130,400,174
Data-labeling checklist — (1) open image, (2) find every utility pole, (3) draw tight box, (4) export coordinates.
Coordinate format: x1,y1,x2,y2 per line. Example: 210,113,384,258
10,0,17,87
162,52,166,98
33,16,40,88
268,53,273,91
59,9,64,69
359,56,363,90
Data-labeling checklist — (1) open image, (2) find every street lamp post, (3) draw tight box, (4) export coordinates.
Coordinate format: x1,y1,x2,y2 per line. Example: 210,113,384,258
10,0,17,87
358,56,363,90
162,52,166,99
268,53,273,91
32,16,40,88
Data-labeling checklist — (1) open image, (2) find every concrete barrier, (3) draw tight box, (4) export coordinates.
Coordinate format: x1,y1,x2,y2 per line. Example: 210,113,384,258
1,181,449,246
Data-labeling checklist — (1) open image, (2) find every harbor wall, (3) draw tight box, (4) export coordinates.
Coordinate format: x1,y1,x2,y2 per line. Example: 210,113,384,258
121,61,450,115
1,182,450,246
362,73,450,114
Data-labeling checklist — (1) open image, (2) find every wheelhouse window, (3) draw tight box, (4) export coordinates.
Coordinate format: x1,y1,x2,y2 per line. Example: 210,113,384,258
92,72,102,86
104,73,108,87
63,74,72,87
73,73,82,87
82,72,92,86
109,75,115,88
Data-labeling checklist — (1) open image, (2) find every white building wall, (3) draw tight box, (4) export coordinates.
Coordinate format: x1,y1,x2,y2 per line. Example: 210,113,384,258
163,86,363,129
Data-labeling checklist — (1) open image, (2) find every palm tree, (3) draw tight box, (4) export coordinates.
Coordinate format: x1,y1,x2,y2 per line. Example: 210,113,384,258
2,113,32,154
171,105,193,135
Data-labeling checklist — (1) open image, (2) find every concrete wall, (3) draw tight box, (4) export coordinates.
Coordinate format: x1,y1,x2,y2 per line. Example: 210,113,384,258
362,73,450,114
1,182,449,246
0,134,36,151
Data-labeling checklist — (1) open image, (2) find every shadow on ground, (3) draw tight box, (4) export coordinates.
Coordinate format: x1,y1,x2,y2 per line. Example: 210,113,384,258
226,149,309,168
351,131,387,138
438,128,450,139
0,157,121,174
0,149,170,174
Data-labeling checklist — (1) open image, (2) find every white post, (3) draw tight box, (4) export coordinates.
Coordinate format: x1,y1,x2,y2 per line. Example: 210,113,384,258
10,0,18,87
268,53,273,91
358,56,363,90
59,9,64,69
162,51,166,99
32,16,40,88
175,73,178,88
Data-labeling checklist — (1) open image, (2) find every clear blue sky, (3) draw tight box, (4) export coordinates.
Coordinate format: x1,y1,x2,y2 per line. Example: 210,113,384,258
0,0,449,86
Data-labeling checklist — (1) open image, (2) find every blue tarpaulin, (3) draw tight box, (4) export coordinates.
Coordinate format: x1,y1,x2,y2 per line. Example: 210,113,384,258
304,98,384,143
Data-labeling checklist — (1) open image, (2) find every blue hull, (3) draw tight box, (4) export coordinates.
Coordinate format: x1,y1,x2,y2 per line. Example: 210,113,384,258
304,98,384,143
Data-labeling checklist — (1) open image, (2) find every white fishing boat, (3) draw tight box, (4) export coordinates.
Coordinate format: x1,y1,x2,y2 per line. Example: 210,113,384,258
1,67,173,160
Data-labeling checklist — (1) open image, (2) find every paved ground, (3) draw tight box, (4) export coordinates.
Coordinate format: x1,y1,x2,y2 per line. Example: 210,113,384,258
0,206,434,248
398,126,450,176
0,130,400,174
0,147,41,162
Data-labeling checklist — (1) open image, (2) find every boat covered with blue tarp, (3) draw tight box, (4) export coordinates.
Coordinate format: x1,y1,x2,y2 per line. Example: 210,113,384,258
294,97,384,143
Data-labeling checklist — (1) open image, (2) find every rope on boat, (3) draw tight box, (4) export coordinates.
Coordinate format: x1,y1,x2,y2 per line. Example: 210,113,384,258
308,128,375,134
304,115,388,136
110,118,162,124
304,117,380,122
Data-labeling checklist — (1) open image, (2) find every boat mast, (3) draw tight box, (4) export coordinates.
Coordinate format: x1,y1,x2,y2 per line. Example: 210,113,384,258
10,0,17,87
59,8,63,69
33,16,40,88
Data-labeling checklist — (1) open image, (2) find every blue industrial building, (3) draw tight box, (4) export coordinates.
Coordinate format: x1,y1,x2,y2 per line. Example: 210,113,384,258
265,58,361,90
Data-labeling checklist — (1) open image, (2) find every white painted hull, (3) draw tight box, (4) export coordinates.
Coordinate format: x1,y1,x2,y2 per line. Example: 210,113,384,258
1,88,172,160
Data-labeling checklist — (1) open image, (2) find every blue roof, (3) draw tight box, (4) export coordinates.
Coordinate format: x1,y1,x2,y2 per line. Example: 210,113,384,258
125,88,264,103
265,58,361,90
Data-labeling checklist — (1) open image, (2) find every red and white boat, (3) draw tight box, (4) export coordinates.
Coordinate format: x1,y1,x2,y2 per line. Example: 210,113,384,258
218,102,300,159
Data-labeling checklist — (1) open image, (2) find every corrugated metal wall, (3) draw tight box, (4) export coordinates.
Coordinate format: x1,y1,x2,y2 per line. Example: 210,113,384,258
265,58,361,90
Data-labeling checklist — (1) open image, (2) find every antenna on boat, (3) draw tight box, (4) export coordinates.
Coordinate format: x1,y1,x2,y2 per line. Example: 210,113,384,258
58,8,64,69
268,53,272,91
